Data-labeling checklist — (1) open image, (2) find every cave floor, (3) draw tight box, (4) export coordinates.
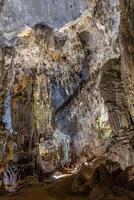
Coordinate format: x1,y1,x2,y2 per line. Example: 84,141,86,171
1,176,88,200
1,175,133,200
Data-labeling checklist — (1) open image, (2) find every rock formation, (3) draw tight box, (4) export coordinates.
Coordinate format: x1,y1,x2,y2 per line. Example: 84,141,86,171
72,157,134,199
0,0,133,196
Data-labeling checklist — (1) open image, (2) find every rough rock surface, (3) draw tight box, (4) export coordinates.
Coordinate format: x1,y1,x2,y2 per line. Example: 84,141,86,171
0,158,134,200
1,0,86,31
0,0,134,193
72,157,134,198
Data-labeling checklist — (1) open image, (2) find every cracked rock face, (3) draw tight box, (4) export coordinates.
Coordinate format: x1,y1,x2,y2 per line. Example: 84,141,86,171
0,0,87,45
0,0,134,192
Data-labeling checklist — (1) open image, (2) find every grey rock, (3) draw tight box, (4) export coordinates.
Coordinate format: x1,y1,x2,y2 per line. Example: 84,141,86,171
2,92,13,133
0,0,87,40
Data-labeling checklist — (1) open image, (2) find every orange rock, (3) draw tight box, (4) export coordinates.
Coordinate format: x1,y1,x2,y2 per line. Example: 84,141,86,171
51,52,61,61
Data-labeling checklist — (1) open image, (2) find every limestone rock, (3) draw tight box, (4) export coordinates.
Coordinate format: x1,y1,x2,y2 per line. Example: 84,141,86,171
72,157,134,198
0,0,134,191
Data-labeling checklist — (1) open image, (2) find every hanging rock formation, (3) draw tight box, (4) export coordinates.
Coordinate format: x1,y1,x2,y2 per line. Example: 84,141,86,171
0,0,134,193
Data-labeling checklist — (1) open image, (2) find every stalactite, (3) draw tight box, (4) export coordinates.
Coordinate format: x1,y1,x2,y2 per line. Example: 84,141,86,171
2,92,13,134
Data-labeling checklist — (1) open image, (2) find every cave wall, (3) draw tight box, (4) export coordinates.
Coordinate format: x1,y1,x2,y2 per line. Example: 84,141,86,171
0,0,134,187
0,0,88,46
100,58,134,168
120,0,134,143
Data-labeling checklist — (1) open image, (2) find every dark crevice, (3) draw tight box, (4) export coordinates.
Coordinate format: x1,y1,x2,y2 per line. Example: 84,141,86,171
55,50,91,114
0,0,4,13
